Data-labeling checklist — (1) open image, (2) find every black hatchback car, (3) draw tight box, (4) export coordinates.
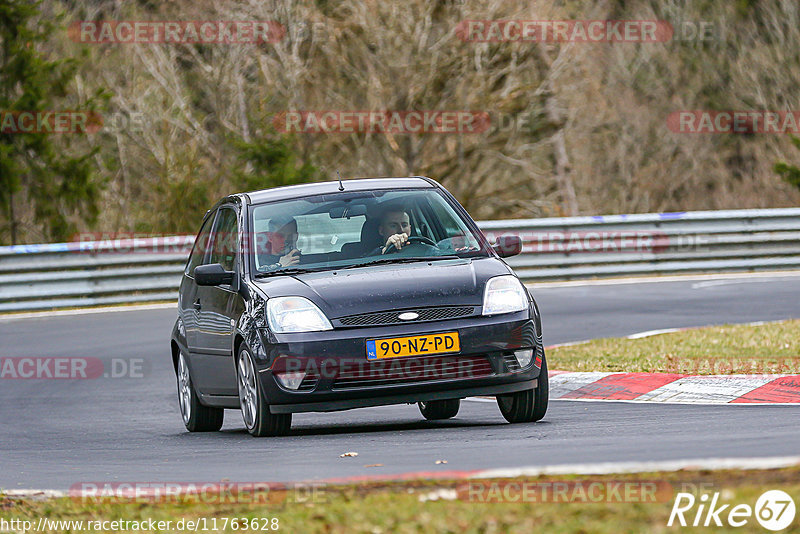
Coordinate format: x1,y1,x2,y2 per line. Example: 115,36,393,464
170,177,547,436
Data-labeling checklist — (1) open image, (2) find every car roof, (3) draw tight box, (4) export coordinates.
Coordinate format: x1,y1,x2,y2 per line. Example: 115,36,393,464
241,176,438,205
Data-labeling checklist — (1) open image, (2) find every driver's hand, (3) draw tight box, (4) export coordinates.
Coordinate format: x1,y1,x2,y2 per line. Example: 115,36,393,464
279,249,300,267
382,233,409,253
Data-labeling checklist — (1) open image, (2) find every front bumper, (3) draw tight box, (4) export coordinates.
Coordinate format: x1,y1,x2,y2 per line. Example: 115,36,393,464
254,311,542,413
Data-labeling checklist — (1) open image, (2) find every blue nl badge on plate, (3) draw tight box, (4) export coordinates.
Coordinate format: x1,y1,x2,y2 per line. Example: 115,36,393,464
366,339,377,360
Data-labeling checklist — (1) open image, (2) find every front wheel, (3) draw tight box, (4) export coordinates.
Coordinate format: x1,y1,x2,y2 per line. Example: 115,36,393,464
237,346,292,437
177,352,224,432
496,350,549,423
418,399,460,420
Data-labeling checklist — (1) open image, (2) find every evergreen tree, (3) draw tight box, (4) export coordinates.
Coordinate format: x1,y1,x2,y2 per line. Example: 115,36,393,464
774,136,800,192
231,133,317,193
0,0,104,244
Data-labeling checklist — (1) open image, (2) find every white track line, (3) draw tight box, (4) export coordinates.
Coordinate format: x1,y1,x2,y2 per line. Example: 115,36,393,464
527,270,800,289
0,302,176,322
627,328,681,339
470,456,800,478
2,489,66,499
545,340,591,348
691,277,800,289
550,318,793,346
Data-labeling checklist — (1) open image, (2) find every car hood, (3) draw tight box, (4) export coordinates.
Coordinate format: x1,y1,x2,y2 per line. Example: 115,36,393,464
252,257,513,318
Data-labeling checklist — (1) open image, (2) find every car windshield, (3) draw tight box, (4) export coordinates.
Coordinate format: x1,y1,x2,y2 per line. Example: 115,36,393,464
249,188,490,275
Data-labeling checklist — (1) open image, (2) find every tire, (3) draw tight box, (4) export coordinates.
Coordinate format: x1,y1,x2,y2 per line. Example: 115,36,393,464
237,346,292,437
418,399,460,420
177,352,224,432
496,350,549,423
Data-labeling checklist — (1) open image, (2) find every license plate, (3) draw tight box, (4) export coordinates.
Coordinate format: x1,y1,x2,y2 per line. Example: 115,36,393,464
366,332,460,360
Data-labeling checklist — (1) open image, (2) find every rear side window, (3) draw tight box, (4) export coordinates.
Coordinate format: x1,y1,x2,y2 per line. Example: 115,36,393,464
208,208,239,272
186,211,216,275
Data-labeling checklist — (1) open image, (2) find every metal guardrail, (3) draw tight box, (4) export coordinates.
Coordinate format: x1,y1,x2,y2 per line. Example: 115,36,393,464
1,208,799,312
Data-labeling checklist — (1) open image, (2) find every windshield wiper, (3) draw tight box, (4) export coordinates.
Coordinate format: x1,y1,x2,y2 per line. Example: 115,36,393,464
255,256,464,276
338,256,461,270
253,267,326,278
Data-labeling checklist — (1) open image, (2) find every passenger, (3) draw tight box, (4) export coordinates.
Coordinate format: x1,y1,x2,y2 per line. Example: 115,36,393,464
261,217,301,270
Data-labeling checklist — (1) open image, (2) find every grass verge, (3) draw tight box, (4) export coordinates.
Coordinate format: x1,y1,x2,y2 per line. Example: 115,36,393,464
548,319,800,374
2,468,799,533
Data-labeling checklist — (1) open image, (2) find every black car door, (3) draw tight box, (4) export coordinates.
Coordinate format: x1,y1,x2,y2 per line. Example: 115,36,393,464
179,209,217,356
191,205,242,396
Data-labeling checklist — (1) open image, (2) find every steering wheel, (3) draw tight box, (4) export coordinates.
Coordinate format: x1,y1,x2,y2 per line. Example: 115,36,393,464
384,235,438,253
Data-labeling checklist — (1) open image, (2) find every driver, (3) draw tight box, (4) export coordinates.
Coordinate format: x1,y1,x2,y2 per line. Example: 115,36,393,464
369,208,411,255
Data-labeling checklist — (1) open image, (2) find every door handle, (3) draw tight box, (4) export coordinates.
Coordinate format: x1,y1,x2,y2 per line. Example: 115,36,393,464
193,299,202,310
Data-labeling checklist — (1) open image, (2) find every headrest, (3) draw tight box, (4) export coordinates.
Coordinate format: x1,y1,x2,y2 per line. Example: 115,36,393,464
360,218,383,249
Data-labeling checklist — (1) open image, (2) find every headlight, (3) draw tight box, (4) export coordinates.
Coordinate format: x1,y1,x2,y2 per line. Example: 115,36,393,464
267,296,333,333
482,275,528,316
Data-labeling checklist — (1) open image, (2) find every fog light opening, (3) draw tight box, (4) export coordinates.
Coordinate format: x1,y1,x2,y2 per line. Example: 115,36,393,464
514,349,534,369
275,371,307,390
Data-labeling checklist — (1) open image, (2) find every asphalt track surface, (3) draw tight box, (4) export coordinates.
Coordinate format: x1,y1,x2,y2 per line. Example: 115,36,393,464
2,273,799,490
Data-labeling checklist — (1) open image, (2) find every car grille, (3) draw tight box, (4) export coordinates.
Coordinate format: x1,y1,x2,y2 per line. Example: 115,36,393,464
503,353,522,372
338,306,475,327
297,371,319,392
331,354,493,390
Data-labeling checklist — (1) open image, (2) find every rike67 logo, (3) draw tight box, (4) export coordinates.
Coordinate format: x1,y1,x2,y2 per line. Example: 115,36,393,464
669,490,796,531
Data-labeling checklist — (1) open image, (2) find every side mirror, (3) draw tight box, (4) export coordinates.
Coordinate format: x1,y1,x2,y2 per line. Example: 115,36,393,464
493,234,522,258
194,263,234,286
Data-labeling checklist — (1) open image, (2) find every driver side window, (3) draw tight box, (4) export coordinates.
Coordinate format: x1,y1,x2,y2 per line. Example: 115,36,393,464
186,210,216,275
208,207,239,272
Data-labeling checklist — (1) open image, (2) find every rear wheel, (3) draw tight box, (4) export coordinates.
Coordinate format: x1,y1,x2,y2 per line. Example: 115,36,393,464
418,399,460,420
497,351,549,423
177,352,224,432
237,346,292,437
